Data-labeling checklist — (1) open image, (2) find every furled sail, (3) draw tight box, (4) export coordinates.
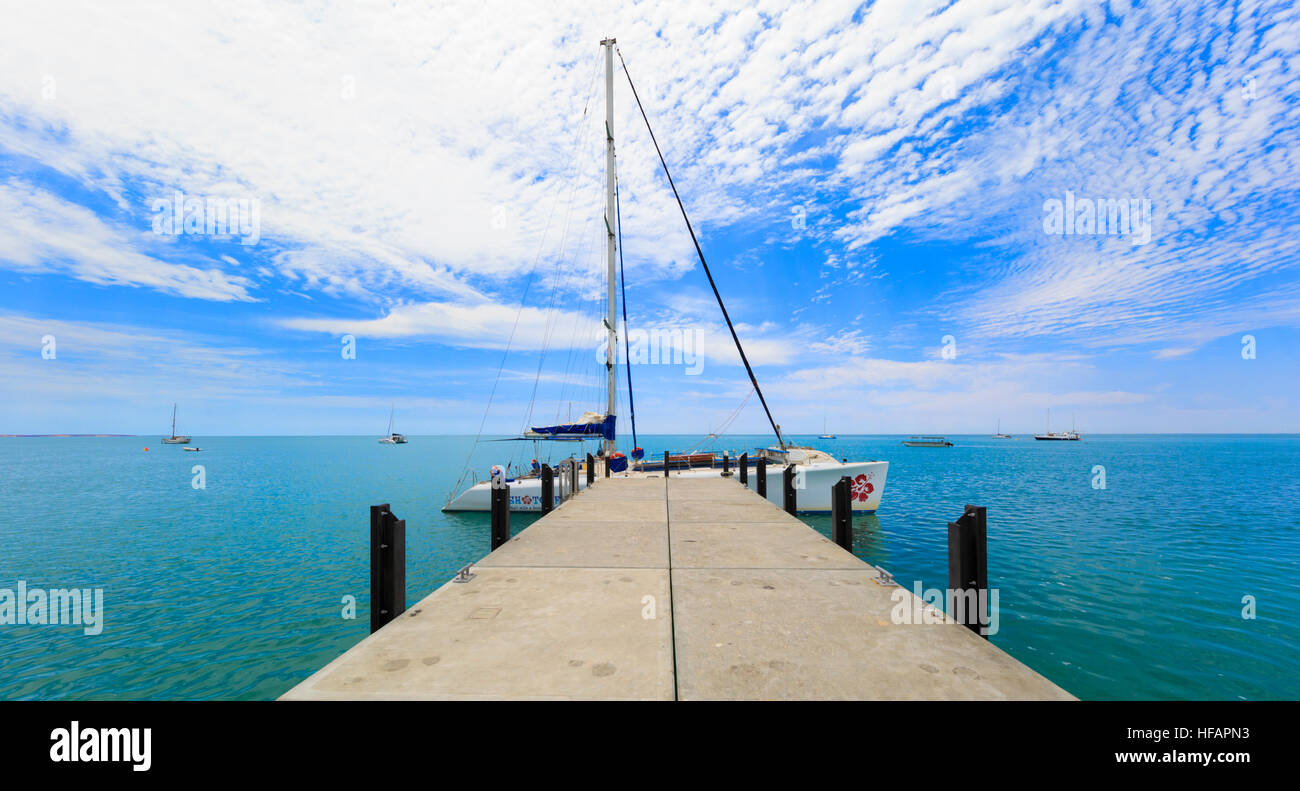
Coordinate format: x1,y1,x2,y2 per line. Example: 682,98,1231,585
525,411,615,440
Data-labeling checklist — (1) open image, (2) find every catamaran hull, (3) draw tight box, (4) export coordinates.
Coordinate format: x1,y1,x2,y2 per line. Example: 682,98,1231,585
673,461,887,513
442,461,888,514
443,477,590,512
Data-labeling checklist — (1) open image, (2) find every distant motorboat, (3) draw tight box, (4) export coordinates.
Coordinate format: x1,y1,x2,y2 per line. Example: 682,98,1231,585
1034,410,1081,441
183,447,202,452
902,436,953,447
1034,431,1081,441
161,403,191,444
378,405,407,444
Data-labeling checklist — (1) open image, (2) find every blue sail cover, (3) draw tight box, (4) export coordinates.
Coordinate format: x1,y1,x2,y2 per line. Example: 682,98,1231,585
526,412,615,440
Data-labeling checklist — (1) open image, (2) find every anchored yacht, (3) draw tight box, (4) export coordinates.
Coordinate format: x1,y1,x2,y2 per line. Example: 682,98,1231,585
378,406,407,444
161,403,190,444
443,38,888,514
1034,410,1081,441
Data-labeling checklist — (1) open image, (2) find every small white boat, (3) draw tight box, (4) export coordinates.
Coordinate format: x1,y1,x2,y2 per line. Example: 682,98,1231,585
992,419,1012,439
161,403,190,444
818,417,836,439
378,406,407,444
183,447,202,452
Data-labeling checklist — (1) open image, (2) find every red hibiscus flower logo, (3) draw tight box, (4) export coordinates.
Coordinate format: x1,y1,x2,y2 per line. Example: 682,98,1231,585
851,474,874,502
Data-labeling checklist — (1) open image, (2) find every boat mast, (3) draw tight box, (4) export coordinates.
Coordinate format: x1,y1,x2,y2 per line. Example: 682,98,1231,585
614,47,788,450
602,37,618,457
171,403,177,438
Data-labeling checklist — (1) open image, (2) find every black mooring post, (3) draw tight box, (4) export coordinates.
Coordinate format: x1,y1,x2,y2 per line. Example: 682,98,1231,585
370,503,405,634
721,452,731,477
782,465,797,514
831,476,852,551
490,473,510,551
756,456,767,497
540,464,554,514
663,450,670,477
739,452,748,486
604,453,610,477
586,453,595,486
570,457,579,494
947,504,989,638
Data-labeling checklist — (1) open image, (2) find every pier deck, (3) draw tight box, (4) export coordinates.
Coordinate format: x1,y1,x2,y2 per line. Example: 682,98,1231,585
281,476,1073,700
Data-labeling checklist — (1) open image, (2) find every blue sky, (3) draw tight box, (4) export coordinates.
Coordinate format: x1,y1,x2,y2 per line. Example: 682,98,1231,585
0,0,1297,437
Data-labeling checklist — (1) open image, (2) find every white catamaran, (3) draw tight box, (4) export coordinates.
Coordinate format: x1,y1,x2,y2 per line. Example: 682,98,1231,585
443,38,888,514
379,405,407,444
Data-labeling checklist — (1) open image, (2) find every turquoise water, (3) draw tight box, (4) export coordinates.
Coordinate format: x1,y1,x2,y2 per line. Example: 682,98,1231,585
0,434,1296,700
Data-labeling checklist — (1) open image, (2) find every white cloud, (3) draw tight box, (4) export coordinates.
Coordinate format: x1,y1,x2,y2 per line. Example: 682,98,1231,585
0,180,254,301
281,299,604,351
0,0,1104,302
1,0,1297,435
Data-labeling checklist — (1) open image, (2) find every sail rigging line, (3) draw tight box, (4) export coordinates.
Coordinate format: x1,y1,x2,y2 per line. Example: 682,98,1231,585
615,46,787,450
529,176,605,437
548,209,607,428
684,385,754,453
448,50,604,498
518,80,606,439
614,172,637,452
521,142,593,434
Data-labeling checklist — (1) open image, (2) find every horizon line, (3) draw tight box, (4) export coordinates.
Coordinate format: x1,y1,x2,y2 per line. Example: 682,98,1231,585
4,432,1297,438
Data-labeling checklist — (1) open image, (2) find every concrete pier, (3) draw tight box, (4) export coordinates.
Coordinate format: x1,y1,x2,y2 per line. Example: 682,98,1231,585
281,476,1073,700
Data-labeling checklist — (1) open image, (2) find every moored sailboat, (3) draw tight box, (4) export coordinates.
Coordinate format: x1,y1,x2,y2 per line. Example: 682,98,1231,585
442,38,888,514
378,405,407,444
161,403,190,444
